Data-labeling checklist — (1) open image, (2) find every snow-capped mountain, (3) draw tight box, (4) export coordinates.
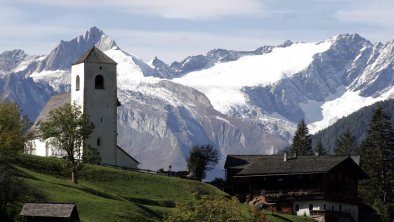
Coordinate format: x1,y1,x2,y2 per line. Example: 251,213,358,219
1,27,394,179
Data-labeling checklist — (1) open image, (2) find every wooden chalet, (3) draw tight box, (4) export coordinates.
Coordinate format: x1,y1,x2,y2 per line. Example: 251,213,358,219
224,154,368,221
20,203,80,222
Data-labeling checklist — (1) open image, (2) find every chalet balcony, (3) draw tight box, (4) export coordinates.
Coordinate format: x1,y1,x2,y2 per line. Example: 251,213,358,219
259,189,362,205
260,189,324,202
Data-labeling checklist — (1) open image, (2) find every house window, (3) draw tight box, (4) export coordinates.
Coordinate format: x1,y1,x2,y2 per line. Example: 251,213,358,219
95,75,104,89
97,138,101,146
76,75,80,91
323,204,326,210
339,204,342,212
332,205,334,211
309,204,313,211
295,204,299,212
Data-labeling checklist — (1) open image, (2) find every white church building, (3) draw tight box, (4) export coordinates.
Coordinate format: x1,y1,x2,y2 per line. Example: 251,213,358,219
26,47,139,169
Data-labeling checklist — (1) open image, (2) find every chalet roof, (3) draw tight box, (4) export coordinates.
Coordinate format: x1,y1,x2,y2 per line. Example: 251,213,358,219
29,93,70,133
72,46,117,65
225,155,365,177
20,203,79,218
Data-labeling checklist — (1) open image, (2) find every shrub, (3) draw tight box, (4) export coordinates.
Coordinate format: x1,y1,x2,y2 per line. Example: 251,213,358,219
164,194,267,222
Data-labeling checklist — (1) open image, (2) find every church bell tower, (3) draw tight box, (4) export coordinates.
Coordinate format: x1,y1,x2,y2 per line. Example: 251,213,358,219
70,47,118,165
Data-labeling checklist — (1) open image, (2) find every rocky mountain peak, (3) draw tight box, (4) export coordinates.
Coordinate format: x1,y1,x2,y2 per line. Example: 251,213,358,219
278,40,293,47
0,49,28,73
330,33,371,47
35,27,117,72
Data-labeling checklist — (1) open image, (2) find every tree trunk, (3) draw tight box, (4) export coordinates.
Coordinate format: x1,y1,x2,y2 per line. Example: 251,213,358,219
71,170,78,184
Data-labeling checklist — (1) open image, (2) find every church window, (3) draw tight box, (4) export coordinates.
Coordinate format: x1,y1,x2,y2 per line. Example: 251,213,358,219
97,138,101,146
76,75,80,91
95,75,104,89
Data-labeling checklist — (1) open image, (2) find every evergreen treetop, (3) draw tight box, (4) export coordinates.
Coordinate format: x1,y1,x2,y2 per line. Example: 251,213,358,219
314,140,327,155
360,107,394,220
335,128,358,156
291,119,313,156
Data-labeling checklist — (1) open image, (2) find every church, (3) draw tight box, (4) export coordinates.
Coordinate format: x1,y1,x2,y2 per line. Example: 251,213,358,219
26,47,139,169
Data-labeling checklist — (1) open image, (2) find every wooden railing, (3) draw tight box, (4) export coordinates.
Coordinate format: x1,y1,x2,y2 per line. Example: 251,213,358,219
260,189,324,200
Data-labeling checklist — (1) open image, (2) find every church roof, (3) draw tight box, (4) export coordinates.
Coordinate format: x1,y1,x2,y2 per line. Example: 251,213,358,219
30,93,122,134
72,46,117,65
29,93,70,134
117,145,140,164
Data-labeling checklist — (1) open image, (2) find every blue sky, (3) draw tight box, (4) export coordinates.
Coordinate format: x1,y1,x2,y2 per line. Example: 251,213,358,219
1,0,394,62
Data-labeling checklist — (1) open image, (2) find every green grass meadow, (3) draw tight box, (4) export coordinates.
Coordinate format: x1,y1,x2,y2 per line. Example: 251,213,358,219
11,154,314,222
13,154,224,221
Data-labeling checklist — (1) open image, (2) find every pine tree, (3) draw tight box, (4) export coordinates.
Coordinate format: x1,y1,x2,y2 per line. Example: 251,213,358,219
291,120,313,156
314,140,327,155
335,128,358,156
360,107,394,220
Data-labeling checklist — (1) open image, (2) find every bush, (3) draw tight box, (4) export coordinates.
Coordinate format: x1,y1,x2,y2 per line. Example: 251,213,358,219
164,194,267,222
83,145,101,165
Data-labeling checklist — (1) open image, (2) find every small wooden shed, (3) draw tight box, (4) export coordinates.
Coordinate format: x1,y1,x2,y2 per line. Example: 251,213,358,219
20,203,80,222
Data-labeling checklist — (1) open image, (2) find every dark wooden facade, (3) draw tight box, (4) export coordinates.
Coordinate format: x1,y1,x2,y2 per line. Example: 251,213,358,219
225,155,368,215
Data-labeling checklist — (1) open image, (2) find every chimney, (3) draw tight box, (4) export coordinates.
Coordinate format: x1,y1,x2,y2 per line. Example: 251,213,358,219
284,152,288,162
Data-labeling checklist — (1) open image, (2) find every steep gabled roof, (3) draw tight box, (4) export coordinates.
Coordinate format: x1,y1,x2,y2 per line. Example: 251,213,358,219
29,93,70,134
225,155,367,178
72,46,117,65
20,203,79,218
30,93,123,134
224,155,261,169
117,145,140,164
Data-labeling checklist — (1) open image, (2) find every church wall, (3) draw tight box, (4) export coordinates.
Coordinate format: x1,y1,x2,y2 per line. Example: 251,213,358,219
71,64,85,109
26,139,67,158
80,62,117,166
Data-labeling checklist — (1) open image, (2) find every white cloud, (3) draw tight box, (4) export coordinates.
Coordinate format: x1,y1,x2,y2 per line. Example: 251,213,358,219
25,0,265,20
336,2,394,28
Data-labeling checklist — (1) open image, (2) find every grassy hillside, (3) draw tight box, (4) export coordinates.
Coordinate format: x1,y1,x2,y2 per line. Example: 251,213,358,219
12,154,224,222
11,154,315,222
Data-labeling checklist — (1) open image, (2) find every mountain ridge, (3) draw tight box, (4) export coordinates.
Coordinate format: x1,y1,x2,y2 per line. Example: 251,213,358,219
1,27,394,179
